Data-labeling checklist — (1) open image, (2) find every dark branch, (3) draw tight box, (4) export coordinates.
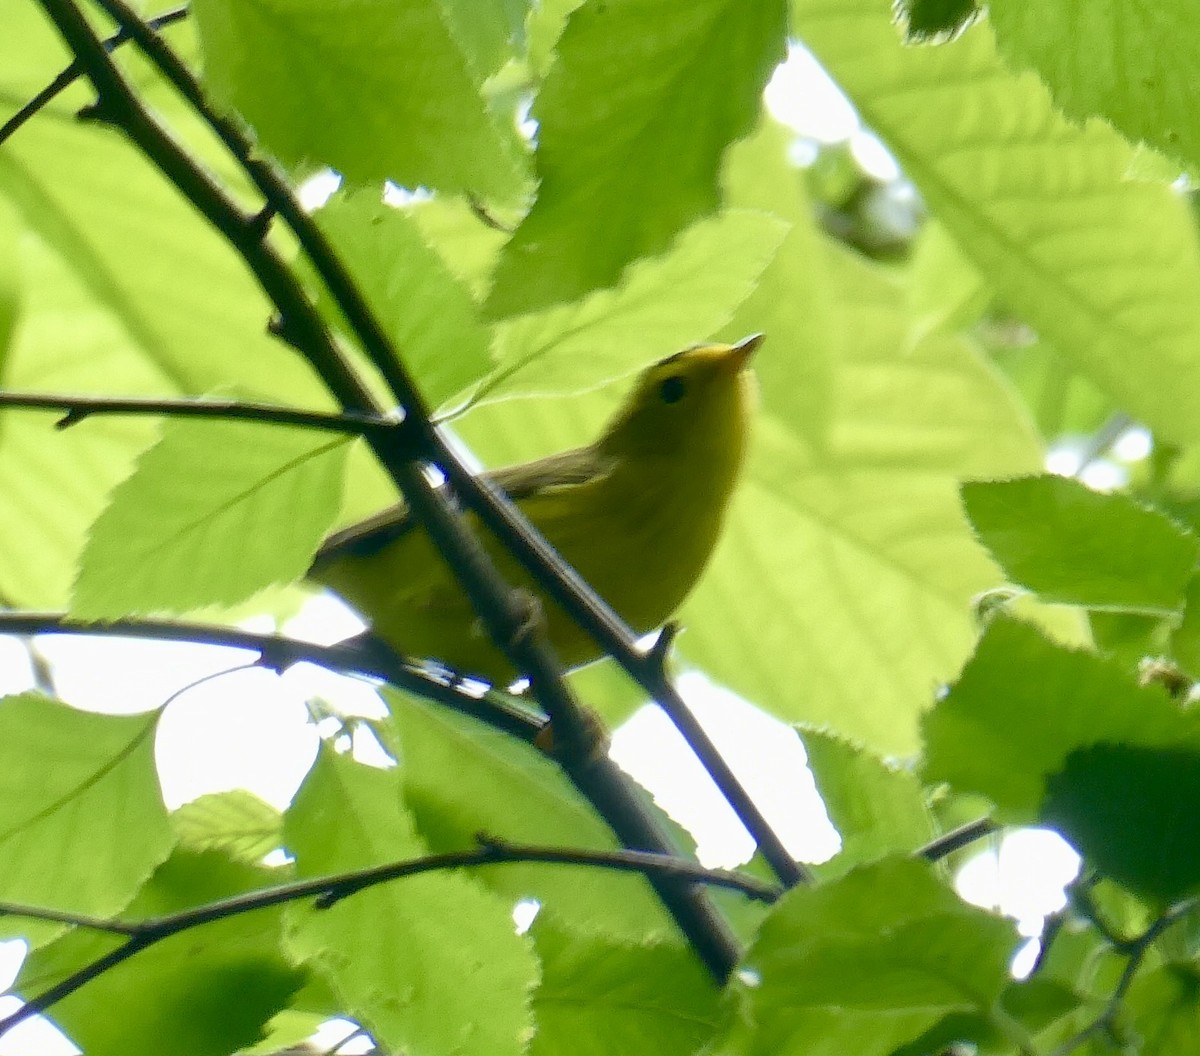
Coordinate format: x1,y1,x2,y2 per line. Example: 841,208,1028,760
1049,896,1200,1056
1066,875,1137,953
0,4,188,147
0,611,545,742
917,816,999,863
0,904,139,935
0,390,395,435
467,195,514,233
317,834,783,908
0,837,777,1036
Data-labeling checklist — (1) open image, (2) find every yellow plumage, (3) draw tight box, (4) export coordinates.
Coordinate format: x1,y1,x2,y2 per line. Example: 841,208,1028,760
310,336,761,683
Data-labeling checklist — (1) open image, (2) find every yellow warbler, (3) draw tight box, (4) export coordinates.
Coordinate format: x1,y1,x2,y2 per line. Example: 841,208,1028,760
310,335,761,683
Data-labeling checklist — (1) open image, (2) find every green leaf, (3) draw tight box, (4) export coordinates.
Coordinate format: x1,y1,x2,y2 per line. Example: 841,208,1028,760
679,245,1041,754
18,850,305,1056
924,618,1200,820
907,222,990,336
72,421,349,619
481,210,788,402
241,1010,329,1056
437,0,531,76
525,0,586,75
801,729,932,876
962,474,1200,613
408,196,512,299
1044,744,1200,904
565,659,647,727
0,107,336,605
899,0,980,41
0,197,20,378
460,243,1040,754
1090,608,1171,670
892,979,1083,1056
381,692,676,942
986,337,1115,442
719,118,836,444
718,858,1016,1056
0,1,76,106
485,0,788,315
0,103,313,400
1125,963,1200,1056
172,790,283,864
988,0,1200,175
283,749,538,1056
314,192,492,409
191,0,526,198
792,0,1200,445
0,694,172,946
529,916,721,1056
1169,573,1200,675
999,978,1087,1045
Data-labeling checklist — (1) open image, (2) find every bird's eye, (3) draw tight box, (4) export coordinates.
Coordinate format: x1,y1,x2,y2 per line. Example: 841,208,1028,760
659,375,687,404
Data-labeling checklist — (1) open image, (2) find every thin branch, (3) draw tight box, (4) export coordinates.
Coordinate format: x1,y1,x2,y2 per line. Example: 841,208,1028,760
1073,412,1134,479
0,390,394,435
467,195,513,233
80,0,803,895
0,936,154,1035
1049,896,1200,1056
0,4,188,147
0,904,139,935
64,0,747,976
316,834,783,908
1065,875,1134,952
0,611,545,742
0,837,777,1036
645,621,681,671
917,816,1000,863
157,660,262,710
320,1026,375,1056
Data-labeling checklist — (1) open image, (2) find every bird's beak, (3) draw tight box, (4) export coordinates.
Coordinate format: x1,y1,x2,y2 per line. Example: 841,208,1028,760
726,333,765,372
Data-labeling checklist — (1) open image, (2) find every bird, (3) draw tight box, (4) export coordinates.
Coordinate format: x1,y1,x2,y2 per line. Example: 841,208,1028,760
309,335,762,684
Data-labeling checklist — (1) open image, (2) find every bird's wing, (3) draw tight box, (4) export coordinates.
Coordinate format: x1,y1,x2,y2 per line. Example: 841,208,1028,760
309,445,610,573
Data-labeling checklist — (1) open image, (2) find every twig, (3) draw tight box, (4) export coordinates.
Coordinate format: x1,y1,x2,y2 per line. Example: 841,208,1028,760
317,834,782,907
1049,896,1200,1056
0,836,777,1036
80,0,803,894
0,905,139,935
0,611,545,742
467,195,513,233
1067,875,1138,954
320,1026,375,1056
1073,412,1134,479
55,0,745,976
0,4,188,147
917,816,999,863
0,390,395,435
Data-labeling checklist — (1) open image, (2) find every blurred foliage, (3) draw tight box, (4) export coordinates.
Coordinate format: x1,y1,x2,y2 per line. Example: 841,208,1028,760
5,0,1200,1054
